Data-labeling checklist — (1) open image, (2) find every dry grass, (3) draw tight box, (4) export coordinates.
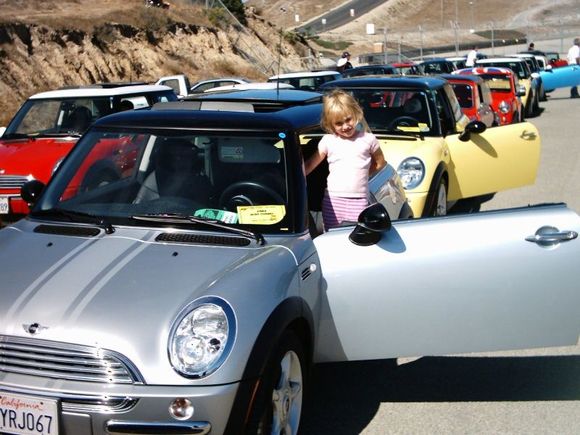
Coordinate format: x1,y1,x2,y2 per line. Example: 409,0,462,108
0,0,212,30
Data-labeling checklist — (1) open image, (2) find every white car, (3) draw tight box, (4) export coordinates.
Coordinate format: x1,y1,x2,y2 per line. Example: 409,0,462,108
267,70,341,91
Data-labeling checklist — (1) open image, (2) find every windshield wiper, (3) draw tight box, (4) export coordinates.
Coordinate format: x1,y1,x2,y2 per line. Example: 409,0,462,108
374,128,425,140
132,213,265,246
32,208,115,234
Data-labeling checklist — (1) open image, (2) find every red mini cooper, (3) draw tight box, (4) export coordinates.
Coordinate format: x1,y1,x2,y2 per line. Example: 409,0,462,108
441,74,497,127
453,67,525,125
0,83,177,225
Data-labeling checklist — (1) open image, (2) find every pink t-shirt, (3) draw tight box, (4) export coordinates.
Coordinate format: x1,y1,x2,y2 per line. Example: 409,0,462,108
318,131,380,198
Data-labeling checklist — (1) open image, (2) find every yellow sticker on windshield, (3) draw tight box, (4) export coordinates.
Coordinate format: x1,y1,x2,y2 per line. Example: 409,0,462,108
237,205,286,225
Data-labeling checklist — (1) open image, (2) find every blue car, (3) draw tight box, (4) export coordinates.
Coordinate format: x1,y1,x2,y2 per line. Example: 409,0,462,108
540,64,580,92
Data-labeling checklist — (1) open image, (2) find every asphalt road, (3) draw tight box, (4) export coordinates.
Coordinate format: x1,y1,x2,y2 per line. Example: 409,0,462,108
300,87,580,434
295,0,384,34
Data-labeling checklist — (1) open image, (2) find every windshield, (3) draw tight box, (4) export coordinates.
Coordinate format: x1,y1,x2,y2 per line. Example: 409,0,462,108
482,61,527,79
348,89,434,135
33,129,290,232
479,74,513,92
4,92,176,138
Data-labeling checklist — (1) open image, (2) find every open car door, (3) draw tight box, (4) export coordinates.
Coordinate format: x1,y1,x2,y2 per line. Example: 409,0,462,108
446,121,541,202
312,204,580,363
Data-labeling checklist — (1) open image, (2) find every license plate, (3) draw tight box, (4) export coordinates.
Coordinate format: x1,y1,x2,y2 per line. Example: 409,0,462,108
0,196,8,214
0,392,59,435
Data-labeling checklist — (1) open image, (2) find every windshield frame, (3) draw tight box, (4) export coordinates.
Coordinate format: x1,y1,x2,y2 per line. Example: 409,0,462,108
31,124,302,235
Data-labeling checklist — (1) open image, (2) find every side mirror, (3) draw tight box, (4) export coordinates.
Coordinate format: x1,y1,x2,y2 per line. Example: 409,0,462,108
545,64,553,71
20,180,45,206
349,202,391,246
458,120,487,142
517,84,527,96
531,72,540,79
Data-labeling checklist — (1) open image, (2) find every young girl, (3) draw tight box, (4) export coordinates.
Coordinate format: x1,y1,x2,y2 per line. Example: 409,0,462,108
305,89,387,230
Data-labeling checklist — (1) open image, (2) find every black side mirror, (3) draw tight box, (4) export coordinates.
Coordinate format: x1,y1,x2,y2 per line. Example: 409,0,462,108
21,180,45,205
349,202,392,246
458,120,487,142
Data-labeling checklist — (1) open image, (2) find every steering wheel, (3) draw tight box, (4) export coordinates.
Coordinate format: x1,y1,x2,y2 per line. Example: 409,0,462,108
219,181,284,211
388,116,419,130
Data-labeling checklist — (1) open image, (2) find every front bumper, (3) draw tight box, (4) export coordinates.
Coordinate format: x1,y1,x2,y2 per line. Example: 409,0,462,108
0,378,240,435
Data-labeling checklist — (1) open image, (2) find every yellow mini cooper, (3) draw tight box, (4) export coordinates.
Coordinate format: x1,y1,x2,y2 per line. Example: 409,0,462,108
320,76,541,217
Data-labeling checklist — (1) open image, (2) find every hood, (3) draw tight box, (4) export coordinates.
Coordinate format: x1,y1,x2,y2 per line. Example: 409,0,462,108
0,137,76,182
0,221,297,383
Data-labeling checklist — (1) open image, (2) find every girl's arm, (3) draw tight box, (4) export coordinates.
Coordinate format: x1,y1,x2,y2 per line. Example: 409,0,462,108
369,148,387,176
304,149,326,175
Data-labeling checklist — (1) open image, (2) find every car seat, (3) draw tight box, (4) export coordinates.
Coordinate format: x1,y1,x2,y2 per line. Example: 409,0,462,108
134,139,212,204
68,106,93,133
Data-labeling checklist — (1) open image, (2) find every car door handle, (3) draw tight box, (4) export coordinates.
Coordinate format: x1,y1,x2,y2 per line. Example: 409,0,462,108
526,226,578,246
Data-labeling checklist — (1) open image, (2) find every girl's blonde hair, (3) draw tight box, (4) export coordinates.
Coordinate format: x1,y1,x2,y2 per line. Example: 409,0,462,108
320,89,370,134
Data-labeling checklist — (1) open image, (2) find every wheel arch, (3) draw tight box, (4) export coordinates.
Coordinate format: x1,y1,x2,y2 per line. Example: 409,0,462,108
224,296,314,433
421,162,448,217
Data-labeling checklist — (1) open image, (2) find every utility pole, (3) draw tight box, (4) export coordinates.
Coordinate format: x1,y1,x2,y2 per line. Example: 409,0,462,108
419,25,424,60
383,27,388,64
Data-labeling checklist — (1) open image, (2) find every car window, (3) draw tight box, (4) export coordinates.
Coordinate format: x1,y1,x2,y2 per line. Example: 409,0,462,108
450,83,474,108
159,78,181,95
349,89,434,135
36,130,291,231
442,84,464,122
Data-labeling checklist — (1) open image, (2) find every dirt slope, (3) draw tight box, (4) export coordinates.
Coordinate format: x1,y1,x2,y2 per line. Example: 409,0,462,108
0,0,315,125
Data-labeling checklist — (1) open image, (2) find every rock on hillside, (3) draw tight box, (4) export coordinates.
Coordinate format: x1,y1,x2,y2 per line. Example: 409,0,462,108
0,8,317,126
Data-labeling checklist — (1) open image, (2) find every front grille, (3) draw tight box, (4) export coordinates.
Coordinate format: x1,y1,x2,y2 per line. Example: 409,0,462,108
0,336,143,385
0,175,33,189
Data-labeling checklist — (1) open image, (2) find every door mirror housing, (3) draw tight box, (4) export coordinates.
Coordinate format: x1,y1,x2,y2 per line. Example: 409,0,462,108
21,180,46,206
349,202,392,246
458,120,487,142
517,85,527,96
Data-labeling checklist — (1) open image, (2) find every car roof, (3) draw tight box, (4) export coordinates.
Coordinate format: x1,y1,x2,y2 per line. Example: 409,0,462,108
439,73,484,84
30,84,173,99
191,77,248,86
94,102,323,132
454,66,515,76
184,88,322,102
319,75,448,90
477,57,526,63
204,82,295,92
268,70,340,79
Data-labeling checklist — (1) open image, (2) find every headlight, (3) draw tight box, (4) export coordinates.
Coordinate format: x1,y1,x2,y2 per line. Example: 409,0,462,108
169,297,236,378
498,101,510,114
397,157,425,190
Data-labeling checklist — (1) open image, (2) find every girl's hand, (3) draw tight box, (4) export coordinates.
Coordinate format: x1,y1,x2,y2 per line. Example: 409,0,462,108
369,148,387,175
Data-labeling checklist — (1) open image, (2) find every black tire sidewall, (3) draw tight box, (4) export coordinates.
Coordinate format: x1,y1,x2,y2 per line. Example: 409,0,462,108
245,331,306,435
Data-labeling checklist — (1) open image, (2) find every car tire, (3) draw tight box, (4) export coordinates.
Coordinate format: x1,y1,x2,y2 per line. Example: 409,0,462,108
429,178,448,216
247,330,306,435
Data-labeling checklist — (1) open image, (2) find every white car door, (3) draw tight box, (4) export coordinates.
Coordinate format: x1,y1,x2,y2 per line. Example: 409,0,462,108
313,204,580,362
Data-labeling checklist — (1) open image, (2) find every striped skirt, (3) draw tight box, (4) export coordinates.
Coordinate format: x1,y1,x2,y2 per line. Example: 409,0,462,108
322,192,368,230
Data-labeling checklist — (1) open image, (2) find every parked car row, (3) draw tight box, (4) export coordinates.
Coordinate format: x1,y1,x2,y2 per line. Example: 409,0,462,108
0,82,578,435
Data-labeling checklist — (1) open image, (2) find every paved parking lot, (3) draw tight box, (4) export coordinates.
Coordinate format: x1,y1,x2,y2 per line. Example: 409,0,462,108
301,87,580,435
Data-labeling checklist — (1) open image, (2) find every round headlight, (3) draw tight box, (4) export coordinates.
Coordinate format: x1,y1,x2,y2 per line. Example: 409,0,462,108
498,101,510,114
397,157,425,190
169,297,236,378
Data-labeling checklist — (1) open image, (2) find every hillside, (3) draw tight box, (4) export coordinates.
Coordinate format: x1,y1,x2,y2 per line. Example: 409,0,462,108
0,0,316,125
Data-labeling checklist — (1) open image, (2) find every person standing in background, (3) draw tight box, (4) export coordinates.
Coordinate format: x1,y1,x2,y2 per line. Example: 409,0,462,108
466,46,478,67
567,38,580,98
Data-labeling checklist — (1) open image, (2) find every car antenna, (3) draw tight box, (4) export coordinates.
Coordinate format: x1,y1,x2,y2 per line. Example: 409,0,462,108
276,7,287,99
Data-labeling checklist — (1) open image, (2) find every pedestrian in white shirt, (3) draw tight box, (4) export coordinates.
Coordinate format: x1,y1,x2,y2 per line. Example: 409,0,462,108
466,46,478,67
567,37,580,98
